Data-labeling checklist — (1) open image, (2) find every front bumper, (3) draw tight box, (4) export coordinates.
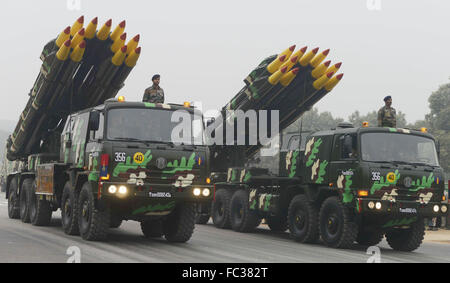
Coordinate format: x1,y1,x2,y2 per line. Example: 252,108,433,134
357,198,448,217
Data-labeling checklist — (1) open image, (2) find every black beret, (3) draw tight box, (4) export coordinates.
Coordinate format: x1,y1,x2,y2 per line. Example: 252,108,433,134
152,74,160,81
384,96,392,102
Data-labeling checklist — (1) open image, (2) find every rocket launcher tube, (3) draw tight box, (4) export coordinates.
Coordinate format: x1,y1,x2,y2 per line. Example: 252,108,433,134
97,19,112,41
313,71,334,90
56,40,71,61
71,16,84,37
280,68,300,87
125,47,141,67
309,49,330,68
55,26,71,48
71,28,85,48
279,56,299,73
299,47,319,67
85,17,98,39
267,55,287,74
126,35,140,55
311,60,331,79
110,20,126,41
324,73,344,91
112,45,128,66
111,33,127,54
268,66,288,85
326,62,342,76
70,41,86,62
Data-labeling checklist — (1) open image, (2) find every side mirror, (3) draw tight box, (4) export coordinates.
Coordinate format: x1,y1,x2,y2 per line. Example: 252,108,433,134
89,111,100,132
206,117,216,127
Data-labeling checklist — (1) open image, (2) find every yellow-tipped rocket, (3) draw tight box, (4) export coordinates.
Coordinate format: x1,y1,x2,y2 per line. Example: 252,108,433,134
268,66,288,85
110,20,126,41
299,47,319,67
56,40,71,61
111,33,127,53
324,73,344,91
55,26,71,48
71,28,85,49
125,47,141,67
279,45,296,59
280,68,300,87
112,45,128,66
70,41,86,62
313,71,334,90
126,35,140,55
97,19,112,41
311,60,331,79
70,16,84,37
310,49,330,68
85,17,98,39
292,46,308,63
267,55,288,74
326,62,342,76
279,56,299,73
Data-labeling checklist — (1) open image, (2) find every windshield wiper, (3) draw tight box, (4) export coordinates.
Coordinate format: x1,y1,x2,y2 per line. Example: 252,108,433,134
409,162,437,168
111,137,142,142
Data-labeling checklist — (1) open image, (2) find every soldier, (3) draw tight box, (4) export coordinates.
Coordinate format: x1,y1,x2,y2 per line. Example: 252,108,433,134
377,96,397,128
143,74,165,103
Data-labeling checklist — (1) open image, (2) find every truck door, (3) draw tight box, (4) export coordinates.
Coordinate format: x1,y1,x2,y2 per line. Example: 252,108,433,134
61,113,90,167
303,135,333,185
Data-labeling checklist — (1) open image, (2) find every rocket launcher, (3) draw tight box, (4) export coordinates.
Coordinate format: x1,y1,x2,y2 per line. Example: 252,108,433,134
7,16,141,161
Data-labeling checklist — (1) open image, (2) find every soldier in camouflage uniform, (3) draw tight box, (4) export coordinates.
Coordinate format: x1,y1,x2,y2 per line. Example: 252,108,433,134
378,96,397,128
143,74,165,103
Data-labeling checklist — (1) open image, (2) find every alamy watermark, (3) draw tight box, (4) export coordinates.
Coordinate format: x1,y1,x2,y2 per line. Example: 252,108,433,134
366,246,381,263
66,246,81,263
67,0,82,11
367,0,382,11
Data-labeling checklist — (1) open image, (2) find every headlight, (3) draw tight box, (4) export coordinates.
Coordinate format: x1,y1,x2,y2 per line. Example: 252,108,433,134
368,202,375,210
108,185,117,194
375,202,382,210
193,188,201,196
441,205,448,213
118,186,128,195
202,189,211,197
433,205,440,213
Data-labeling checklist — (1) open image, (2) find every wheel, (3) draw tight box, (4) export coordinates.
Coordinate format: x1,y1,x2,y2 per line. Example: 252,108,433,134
319,196,358,249
266,215,288,232
110,218,123,229
20,179,33,223
61,182,80,235
141,219,164,238
386,218,425,252
287,195,319,243
230,190,260,233
29,180,52,226
356,227,384,246
8,180,20,219
78,182,110,241
196,213,211,225
163,203,196,243
211,189,233,229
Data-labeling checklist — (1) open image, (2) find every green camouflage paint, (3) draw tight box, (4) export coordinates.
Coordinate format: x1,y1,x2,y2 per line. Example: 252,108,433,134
383,217,417,228
263,195,272,212
144,102,156,108
243,171,252,183
342,175,354,203
88,157,99,182
132,201,176,215
316,160,329,184
162,153,196,175
306,138,323,167
113,150,153,177
409,173,435,192
370,170,401,195
288,151,299,178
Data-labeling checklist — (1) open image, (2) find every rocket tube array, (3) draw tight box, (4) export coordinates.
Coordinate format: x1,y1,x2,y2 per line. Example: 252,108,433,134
8,16,142,161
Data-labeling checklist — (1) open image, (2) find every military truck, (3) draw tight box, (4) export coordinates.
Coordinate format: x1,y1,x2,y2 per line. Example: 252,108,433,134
7,99,212,242
205,124,448,251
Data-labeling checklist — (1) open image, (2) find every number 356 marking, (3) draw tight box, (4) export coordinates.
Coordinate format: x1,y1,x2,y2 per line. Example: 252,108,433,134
115,152,126,162
372,172,381,181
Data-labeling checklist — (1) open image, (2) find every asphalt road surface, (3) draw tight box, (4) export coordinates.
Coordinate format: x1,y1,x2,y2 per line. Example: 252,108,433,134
1,193,450,263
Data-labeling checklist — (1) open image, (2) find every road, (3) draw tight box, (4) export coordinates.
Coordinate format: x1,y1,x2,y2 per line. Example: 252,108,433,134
1,193,450,263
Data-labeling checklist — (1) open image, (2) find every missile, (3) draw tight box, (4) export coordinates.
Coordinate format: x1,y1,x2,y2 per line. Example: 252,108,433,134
110,20,126,41
326,62,342,75
324,73,344,91
111,33,127,54
313,71,335,90
267,55,288,74
97,19,113,41
56,39,72,61
309,49,330,68
311,60,331,79
280,68,300,87
126,35,140,55
279,56,299,73
71,28,85,48
55,26,71,48
268,66,288,85
85,17,98,39
299,47,319,67
70,40,86,62
125,46,141,67
71,16,84,37
279,45,296,60
112,45,128,66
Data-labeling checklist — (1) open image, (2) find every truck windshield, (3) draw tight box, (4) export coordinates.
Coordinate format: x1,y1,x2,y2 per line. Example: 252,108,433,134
106,108,205,145
361,132,439,166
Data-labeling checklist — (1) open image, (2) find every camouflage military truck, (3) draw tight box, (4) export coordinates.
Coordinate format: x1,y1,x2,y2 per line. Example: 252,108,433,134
206,124,448,251
6,99,212,242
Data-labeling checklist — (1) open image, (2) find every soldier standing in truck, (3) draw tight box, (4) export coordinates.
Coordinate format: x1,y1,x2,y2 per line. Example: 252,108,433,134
378,96,397,128
143,74,165,103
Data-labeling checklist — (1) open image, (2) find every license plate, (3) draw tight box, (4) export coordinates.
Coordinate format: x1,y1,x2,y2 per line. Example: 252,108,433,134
399,208,417,214
149,192,172,198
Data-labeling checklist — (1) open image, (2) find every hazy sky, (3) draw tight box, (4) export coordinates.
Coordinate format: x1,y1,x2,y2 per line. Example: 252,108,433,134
0,0,449,125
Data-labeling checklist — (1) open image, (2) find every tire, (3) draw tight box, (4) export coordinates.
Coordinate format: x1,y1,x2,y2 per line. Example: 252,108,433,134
230,190,260,233
266,215,288,232
212,189,233,229
319,196,358,249
287,195,319,243
196,214,211,225
78,182,110,241
356,227,384,246
110,218,123,229
141,219,164,238
8,180,20,219
61,182,80,235
20,179,33,223
163,203,196,243
29,180,52,226
386,218,425,252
